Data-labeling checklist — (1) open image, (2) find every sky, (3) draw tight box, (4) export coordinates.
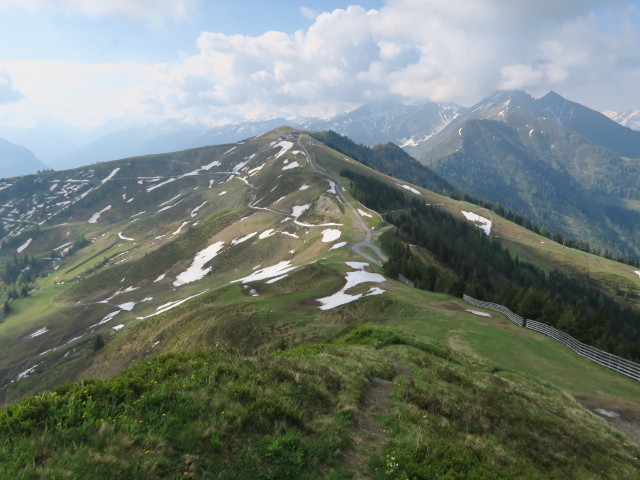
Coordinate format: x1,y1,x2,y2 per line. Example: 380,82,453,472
1,0,640,131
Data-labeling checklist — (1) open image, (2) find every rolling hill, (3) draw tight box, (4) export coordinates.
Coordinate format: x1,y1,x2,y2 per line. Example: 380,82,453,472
0,128,639,478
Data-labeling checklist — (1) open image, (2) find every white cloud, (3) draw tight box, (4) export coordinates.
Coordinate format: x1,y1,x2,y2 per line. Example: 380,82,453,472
0,72,23,104
3,0,640,127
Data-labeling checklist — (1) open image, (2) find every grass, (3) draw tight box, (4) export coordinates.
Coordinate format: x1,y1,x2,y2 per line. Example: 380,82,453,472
387,287,640,407
0,325,637,479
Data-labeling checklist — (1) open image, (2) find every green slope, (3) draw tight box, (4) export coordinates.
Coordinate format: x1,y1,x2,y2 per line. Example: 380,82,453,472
1,128,640,477
1,326,638,479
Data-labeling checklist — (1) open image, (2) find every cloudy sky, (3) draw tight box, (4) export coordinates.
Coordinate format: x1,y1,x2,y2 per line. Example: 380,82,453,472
1,0,640,130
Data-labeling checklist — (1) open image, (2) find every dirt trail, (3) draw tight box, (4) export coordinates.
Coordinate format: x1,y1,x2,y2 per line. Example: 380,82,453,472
346,361,409,479
297,137,388,267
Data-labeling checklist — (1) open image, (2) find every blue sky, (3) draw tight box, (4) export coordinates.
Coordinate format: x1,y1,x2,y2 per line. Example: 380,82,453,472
1,0,640,130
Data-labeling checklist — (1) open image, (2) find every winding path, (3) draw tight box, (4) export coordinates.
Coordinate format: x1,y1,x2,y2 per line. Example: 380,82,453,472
297,136,388,266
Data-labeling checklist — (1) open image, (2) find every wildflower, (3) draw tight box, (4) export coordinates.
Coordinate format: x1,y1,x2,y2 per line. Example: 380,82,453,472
51,392,57,396
145,450,150,454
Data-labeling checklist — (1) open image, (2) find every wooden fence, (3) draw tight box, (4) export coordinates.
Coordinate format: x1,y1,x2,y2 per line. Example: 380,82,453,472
463,294,640,382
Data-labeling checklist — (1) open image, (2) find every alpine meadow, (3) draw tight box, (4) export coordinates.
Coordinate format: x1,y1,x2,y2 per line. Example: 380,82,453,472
2,1,640,479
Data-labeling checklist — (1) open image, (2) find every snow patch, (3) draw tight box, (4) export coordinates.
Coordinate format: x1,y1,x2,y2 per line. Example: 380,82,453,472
147,177,177,192
14,363,41,382
174,241,225,287
232,261,298,284
594,408,620,418
282,161,300,170
17,238,32,253
259,229,275,239
634,270,640,279
191,201,208,217
218,190,227,196
466,309,492,317
157,199,183,213
357,208,372,218
326,180,336,194
299,184,310,191
321,229,341,242
118,232,134,241
291,204,310,219
461,211,492,236
231,232,257,245
91,310,121,328
153,273,166,283
112,324,125,331
87,205,112,224
101,168,120,185
118,302,136,311
137,290,209,320
266,274,288,284
329,241,347,250
317,262,386,310
27,327,49,339
273,140,293,159
202,160,221,170
397,184,421,195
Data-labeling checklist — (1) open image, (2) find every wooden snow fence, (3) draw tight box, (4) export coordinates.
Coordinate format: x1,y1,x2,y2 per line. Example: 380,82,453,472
463,294,640,382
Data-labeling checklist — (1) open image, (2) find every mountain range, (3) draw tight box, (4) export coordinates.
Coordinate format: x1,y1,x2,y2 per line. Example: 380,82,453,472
0,127,639,477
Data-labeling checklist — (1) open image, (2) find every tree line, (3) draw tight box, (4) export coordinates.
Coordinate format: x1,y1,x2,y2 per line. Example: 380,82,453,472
342,168,640,361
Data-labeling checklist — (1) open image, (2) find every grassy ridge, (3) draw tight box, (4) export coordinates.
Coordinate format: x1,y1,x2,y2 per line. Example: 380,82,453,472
0,325,637,479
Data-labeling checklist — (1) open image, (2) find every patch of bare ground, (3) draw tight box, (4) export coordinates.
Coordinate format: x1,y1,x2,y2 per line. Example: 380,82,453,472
576,395,640,446
345,360,409,479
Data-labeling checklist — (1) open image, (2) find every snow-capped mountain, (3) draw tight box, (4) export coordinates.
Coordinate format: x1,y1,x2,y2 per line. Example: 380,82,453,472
603,110,640,131
312,100,465,147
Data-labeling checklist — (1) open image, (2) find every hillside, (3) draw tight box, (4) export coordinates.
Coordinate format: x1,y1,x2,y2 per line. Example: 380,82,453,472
408,91,640,258
0,128,639,477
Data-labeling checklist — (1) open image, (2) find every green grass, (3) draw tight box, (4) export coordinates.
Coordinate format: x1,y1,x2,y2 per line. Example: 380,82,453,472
387,288,640,406
0,325,637,479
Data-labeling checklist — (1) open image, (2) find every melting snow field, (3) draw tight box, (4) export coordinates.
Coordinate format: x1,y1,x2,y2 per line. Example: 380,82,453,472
87,205,112,224
16,238,32,253
299,184,310,190
273,140,294,159
329,241,347,250
317,262,386,310
232,232,257,245
101,168,120,185
634,271,640,279
282,161,300,170
137,290,209,320
466,309,491,317
232,261,298,284
397,184,422,195
27,327,49,339
461,211,492,235
259,229,275,239
118,232,134,241
291,204,310,219
174,241,225,287
321,229,341,242
357,208,372,218
191,201,208,217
